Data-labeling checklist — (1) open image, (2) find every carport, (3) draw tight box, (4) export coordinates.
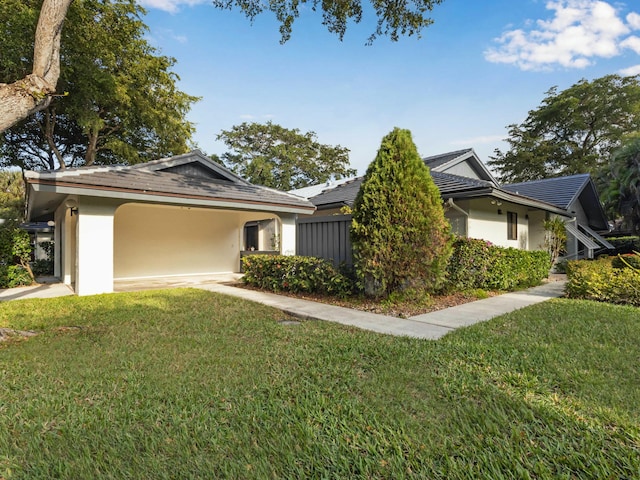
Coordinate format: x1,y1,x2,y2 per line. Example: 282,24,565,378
25,151,315,296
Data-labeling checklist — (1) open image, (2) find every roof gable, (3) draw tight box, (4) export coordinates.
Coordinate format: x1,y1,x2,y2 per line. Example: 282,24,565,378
133,150,248,185
504,174,609,230
503,174,591,210
423,148,498,185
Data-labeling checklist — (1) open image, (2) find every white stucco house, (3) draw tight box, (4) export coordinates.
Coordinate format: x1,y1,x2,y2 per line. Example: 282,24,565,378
25,150,315,296
292,148,612,260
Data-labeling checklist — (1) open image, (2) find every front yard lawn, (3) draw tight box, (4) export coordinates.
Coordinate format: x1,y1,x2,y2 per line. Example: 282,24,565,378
0,289,638,478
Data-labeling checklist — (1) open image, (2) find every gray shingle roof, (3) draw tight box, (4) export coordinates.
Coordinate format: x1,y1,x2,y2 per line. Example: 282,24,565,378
423,148,473,169
26,150,314,212
503,174,590,209
311,172,494,208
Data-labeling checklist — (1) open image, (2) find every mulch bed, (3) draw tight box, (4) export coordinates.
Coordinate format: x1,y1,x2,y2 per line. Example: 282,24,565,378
231,282,498,318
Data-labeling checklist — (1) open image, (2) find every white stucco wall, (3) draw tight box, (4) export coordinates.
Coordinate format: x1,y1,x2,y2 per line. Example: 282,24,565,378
114,203,288,279
75,199,117,296
467,200,532,250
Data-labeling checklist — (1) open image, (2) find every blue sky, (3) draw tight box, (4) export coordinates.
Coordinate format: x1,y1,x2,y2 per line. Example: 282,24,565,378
139,0,640,175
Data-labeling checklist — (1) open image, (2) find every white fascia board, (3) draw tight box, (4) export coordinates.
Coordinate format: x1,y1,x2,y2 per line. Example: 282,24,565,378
29,183,315,216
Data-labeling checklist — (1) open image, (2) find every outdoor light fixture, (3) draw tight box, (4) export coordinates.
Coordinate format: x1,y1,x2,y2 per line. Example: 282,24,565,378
490,199,503,206
65,198,78,216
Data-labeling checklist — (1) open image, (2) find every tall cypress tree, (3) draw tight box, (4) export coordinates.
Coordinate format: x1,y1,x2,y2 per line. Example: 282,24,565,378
351,128,452,297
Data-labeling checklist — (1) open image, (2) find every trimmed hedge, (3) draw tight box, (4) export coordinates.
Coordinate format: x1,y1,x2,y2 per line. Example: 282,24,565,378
607,236,640,255
241,254,353,297
566,257,640,306
446,238,551,291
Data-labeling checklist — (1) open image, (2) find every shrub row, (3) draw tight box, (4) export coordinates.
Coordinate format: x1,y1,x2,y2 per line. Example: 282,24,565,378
607,236,640,255
566,257,640,306
446,237,551,291
242,255,353,297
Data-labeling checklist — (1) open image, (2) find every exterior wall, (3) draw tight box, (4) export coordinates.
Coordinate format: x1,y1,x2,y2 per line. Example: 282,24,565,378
441,162,482,180
527,209,548,251
114,203,289,279
75,198,118,296
466,199,532,250
280,214,297,256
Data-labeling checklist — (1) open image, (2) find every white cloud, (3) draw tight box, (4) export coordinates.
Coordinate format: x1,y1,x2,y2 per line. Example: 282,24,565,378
621,35,640,54
619,64,640,75
138,0,208,14
628,12,640,29
484,0,640,71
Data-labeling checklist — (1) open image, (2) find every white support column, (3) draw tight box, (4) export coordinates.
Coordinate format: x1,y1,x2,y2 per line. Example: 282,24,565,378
75,199,118,296
280,214,297,256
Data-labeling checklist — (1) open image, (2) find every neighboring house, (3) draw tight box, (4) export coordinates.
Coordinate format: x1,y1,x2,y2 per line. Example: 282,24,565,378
297,148,612,265
503,174,613,259
25,150,315,296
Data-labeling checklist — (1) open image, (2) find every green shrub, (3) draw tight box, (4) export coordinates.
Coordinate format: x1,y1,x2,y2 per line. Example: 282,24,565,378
0,223,34,288
608,236,640,255
351,128,452,298
0,265,33,288
31,259,54,276
446,237,551,291
611,253,640,270
566,258,640,306
241,254,353,297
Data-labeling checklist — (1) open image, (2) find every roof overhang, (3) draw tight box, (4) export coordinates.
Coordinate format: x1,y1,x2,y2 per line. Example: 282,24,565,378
26,179,316,220
446,188,572,217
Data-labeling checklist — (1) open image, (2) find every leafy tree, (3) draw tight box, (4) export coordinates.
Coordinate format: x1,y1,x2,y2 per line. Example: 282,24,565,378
0,170,26,221
602,136,640,233
0,0,445,134
1,0,198,170
351,127,452,298
216,122,355,190
489,75,640,183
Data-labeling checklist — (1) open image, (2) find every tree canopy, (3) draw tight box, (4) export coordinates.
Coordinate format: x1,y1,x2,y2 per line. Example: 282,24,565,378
351,127,452,298
0,170,25,221
601,136,640,233
489,75,640,184
0,0,198,170
216,121,355,190
0,0,445,135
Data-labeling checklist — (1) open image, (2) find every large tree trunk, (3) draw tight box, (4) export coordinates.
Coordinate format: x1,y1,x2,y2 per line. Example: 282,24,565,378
0,0,72,133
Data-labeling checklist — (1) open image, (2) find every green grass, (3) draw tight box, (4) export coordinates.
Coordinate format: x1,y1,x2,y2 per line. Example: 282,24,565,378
0,289,639,479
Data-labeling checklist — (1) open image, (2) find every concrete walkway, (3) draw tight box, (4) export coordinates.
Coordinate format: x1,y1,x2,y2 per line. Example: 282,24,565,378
0,276,566,340
201,280,566,340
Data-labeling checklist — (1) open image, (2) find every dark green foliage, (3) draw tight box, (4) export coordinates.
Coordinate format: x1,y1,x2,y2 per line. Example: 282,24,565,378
242,254,353,296
601,136,640,233
216,122,355,190
211,0,444,44
351,128,452,297
566,258,640,306
0,0,197,169
489,75,640,184
611,253,640,270
0,223,34,287
0,265,32,288
446,237,551,291
607,236,640,255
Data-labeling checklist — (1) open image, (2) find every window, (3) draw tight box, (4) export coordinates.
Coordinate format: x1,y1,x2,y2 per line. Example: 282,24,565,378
244,223,259,251
507,211,518,240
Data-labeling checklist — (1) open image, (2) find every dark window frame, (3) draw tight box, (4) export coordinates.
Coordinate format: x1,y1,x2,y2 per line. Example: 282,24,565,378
507,211,518,240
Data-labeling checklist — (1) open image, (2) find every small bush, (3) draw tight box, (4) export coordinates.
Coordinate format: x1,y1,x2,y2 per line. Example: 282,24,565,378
242,254,353,297
0,265,33,288
611,253,640,270
566,258,640,306
31,259,54,276
446,238,551,291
